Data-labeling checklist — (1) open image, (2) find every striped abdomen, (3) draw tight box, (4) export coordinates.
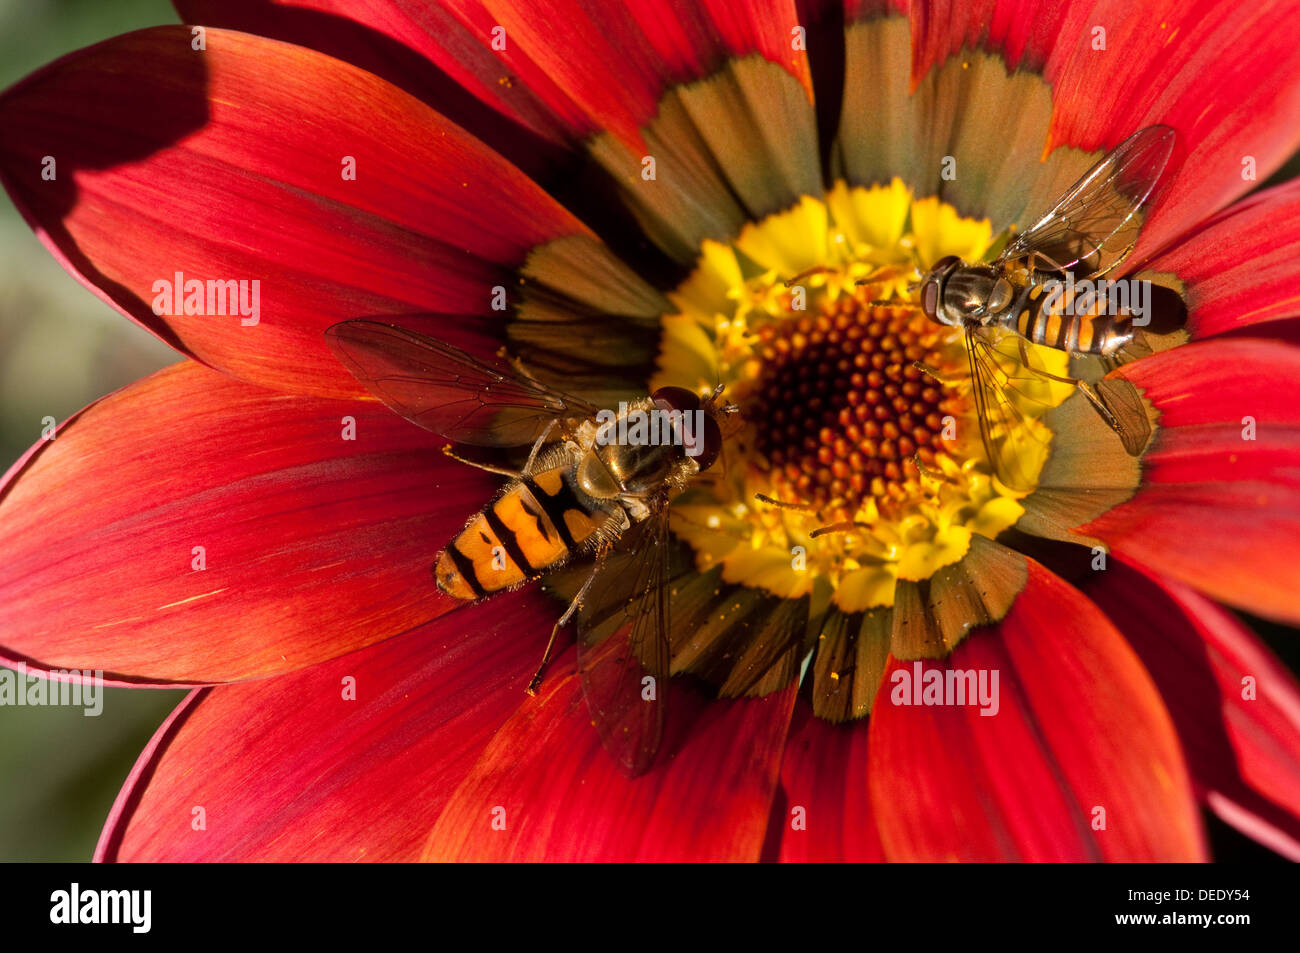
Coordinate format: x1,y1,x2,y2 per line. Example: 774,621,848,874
1012,279,1136,356
435,465,609,601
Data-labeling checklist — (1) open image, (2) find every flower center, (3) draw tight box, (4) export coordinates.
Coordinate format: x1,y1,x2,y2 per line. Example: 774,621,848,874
750,297,953,510
653,181,1072,612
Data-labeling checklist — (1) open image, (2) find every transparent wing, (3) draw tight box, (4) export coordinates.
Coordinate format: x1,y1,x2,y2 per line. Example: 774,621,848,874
325,320,601,446
1000,125,1175,279
575,510,672,777
965,326,1057,492
1093,377,1152,456
965,328,1149,487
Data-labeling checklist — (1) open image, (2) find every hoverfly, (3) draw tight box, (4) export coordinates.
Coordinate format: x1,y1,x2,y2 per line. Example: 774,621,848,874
911,125,1179,489
326,320,736,775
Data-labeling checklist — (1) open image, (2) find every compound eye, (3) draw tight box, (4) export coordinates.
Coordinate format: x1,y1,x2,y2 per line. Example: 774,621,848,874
922,278,941,319
651,386,722,470
930,255,961,274
987,278,1013,313
650,385,702,414
693,415,724,472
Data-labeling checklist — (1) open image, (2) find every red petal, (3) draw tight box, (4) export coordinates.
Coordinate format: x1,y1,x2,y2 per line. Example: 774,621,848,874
0,27,589,398
1042,0,1300,260
904,1,1300,259
868,560,1205,861
0,361,490,684
763,703,885,861
1081,340,1300,623
424,652,797,861
454,0,815,151
97,590,554,861
1081,561,1300,860
1145,180,1300,338
172,0,576,157
907,0,1093,80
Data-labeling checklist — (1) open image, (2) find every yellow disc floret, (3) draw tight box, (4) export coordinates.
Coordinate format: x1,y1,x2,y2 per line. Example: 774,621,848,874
654,180,1073,613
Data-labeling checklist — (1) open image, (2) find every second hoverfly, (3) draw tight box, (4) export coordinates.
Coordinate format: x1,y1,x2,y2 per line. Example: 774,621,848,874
326,321,737,776
907,125,1180,489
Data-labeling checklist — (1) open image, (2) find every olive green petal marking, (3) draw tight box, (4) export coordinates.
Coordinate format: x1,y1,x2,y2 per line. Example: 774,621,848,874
890,534,1029,660
511,232,668,402
1016,387,1152,548
589,56,822,263
812,606,893,721
835,17,1106,236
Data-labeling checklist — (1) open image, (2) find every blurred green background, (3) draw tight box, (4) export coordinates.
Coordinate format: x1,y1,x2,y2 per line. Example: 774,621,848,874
0,0,184,861
0,0,1296,863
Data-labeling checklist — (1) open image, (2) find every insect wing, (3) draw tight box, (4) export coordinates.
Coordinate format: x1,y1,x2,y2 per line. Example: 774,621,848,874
1000,125,1175,278
1094,377,1152,456
964,326,1056,492
325,320,600,446
575,510,673,777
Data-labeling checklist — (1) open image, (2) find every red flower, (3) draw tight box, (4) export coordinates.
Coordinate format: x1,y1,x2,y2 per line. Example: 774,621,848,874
2,0,1300,861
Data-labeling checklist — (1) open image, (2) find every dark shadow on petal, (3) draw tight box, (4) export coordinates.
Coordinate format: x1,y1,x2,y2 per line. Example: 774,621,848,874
0,28,211,354
798,0,846,184
172,2,686,290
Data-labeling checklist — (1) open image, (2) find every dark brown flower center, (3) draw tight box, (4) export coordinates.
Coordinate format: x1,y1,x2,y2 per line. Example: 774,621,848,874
749,292,959,509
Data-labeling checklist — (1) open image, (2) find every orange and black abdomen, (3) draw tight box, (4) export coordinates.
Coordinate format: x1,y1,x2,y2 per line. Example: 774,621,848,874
1013,280,1135,356
435,466,609,601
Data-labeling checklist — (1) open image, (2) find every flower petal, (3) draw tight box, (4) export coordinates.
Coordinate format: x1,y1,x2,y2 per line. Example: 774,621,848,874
1081,339,1300,624
424,654,798,861
762,704,886,861
0,27,594,398
1042,0,1300,260
1145,180,1300,339
844,1,1300,259
836,10,1090,233
424,0,824,261
467,0,814,151
868,559,1205,861
96,589,554,861
1081,560,1300,860
0,361,487,684
174,0,576,153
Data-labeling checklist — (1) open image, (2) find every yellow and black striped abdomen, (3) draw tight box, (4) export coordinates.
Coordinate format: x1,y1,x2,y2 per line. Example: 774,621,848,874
1013,280,1135,356
435,465,610,601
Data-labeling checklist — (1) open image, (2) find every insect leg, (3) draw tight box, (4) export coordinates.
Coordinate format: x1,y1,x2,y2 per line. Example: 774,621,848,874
526,545,610,696
1087,242,1136,281
441,445,521,478
522,420,556,475
1015,340,1124,431
1028,249,1069,277
1015,337,1081,385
